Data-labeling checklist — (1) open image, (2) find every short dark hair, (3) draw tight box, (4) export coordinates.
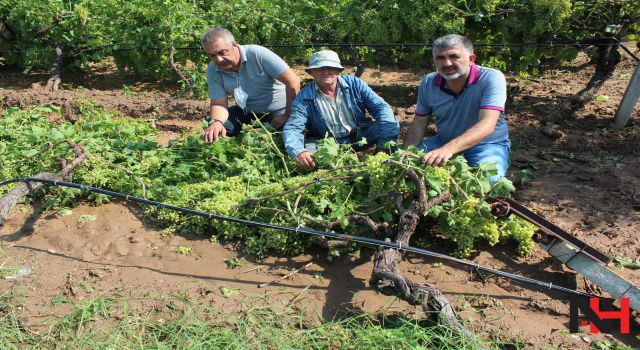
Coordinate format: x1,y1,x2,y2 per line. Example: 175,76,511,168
432,34,473,57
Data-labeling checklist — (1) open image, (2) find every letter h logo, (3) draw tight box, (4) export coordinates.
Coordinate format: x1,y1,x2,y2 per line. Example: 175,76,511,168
569,296,630,334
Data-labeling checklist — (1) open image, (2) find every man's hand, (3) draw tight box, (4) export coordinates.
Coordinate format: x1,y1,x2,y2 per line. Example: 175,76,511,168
295,151,315,171
269,114,288,130
422,146,454,167
202,121,226,142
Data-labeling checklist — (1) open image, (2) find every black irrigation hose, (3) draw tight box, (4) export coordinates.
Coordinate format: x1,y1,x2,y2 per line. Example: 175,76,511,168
0,177,599,299
0,37,635,57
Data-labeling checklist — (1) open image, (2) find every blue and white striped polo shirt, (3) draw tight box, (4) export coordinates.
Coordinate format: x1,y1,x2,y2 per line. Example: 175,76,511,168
415,64,509,145
314,84,357,139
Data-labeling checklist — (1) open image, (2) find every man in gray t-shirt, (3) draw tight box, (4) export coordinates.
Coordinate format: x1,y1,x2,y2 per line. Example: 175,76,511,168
200,28,301,142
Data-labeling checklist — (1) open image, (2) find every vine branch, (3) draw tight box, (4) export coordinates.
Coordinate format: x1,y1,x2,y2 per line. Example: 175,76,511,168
244,172,367,204
0,140,86,227
169,43,189,84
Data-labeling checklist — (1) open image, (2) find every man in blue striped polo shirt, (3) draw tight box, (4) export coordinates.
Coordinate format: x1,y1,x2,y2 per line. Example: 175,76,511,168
404,34,510,183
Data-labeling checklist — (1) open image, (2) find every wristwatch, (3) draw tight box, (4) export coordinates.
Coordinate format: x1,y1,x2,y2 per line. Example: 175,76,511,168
208,119,224,126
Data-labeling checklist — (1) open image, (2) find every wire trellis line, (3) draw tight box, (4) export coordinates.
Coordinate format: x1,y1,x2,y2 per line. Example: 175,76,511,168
1,37,637,61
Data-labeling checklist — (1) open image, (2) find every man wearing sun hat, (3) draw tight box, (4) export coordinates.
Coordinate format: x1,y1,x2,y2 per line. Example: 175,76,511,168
283,50,399,170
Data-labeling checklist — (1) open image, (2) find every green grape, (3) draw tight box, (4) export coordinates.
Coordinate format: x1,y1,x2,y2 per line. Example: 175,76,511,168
501,216,537,256
364,152,392,195
1,105,537,260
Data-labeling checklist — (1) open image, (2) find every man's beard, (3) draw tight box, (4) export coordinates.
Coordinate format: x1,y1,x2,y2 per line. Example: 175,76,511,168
442,72,463,80
440,66,469,81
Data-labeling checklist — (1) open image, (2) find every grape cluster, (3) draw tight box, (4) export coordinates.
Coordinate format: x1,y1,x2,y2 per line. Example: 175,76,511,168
425,166,452,190
364,152,392,195
501,216,537,256
437,199,492,257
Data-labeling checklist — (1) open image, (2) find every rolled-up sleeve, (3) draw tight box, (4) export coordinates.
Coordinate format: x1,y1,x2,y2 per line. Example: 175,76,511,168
480,70,506,111
206,64,227,100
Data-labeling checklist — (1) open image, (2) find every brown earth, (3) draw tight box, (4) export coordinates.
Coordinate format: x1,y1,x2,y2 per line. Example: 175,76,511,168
1,53,639,349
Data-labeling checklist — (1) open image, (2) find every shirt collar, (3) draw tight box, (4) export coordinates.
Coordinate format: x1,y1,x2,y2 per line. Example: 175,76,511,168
238,44,247,66
433,63,479,86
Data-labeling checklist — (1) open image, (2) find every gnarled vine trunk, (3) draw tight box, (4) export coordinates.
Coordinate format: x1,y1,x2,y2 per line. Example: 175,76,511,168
45,45,63,92
369,168,486,348
565,37,621,113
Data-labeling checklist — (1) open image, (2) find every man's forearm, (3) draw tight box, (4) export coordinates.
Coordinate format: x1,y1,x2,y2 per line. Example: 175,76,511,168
283,84,300,118
209,103,229,123
440,128,488,155
282,105,307,158
440,110,500,154
403,116,430,147
276,69,301,119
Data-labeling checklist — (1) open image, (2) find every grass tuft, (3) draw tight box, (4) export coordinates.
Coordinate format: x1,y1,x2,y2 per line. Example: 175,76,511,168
0,292,511,350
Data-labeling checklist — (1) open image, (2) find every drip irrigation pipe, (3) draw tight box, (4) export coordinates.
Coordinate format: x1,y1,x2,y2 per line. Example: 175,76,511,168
1,177,600,300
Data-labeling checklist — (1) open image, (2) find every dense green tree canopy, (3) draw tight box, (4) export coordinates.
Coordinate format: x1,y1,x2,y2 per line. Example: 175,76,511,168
1,0,637,80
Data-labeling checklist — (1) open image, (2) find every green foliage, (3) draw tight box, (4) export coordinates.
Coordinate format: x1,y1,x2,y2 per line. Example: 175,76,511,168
224,257,242,269
1,0,637,87
0,105,536,258
611,256,640,270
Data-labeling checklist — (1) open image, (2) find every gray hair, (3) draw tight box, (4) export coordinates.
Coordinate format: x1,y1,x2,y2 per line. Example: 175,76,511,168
201,28,235,46
432,34,473,57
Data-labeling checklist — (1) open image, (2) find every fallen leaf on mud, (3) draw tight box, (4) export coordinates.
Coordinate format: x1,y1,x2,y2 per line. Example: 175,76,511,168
81,282,94,293
612,256,640,269
220,286,241,298
77,215,97,225
541,125,565,139
224,257,242,269
54,208,73,217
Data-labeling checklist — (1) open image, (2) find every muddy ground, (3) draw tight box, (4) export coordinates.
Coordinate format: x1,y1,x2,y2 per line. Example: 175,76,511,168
1,52,639,349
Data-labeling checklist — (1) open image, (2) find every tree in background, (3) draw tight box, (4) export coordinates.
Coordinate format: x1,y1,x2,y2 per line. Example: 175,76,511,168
0,0,637,111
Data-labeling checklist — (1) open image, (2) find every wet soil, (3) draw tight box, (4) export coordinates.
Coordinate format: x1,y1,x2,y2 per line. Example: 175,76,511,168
1,54,639,349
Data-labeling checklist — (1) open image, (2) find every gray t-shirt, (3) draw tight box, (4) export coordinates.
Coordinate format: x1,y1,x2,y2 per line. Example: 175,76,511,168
206,44,289,115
